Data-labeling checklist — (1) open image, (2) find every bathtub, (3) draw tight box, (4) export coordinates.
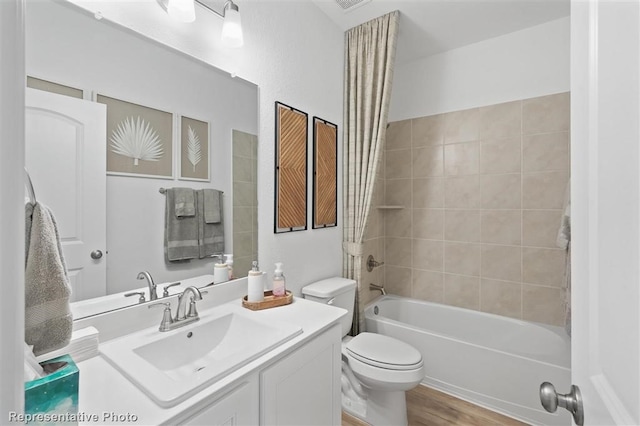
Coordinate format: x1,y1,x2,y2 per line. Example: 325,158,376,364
364,295,572,426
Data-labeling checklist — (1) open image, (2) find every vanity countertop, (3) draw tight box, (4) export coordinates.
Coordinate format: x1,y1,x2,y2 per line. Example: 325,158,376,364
75,296,346,425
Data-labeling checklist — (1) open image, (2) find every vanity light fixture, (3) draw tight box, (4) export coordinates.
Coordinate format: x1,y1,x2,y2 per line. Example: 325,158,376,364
167,0,196,23
219,0,244,48
165,0,244,48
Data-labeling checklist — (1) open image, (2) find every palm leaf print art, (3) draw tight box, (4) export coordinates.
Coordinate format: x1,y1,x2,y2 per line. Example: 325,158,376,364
187,125,202,172
110,116,163,166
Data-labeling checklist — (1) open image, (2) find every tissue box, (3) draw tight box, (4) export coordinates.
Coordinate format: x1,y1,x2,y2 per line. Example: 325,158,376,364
25,355,79,424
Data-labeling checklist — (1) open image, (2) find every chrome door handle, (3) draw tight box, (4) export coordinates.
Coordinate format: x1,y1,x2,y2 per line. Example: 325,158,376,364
540,382,584,425
90,250,103,259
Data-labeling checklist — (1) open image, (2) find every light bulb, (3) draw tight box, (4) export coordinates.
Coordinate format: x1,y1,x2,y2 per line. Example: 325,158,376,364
221,7,244,48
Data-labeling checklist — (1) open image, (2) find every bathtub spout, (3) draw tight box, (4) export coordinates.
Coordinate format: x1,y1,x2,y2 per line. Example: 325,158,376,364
370,283,386,296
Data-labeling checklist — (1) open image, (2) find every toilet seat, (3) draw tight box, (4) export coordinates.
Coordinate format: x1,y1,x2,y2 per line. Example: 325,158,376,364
345,332,423,371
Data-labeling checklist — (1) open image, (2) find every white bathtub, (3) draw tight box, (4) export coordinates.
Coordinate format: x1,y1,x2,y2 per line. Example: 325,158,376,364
364,295,572,425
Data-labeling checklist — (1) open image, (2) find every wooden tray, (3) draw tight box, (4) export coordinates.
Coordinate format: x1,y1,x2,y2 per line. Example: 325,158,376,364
242,290,293,311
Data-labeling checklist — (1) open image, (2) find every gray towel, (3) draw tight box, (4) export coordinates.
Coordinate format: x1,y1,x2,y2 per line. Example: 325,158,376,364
203,189,221,223
174,187,195,218
165,188,199,262
25,202,34,266
25,203,72,356
197,189,224,258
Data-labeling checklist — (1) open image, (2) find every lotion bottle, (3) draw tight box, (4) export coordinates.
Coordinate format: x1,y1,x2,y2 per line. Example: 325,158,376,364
247,261,264,302
225,254,234,280
272,262,286,297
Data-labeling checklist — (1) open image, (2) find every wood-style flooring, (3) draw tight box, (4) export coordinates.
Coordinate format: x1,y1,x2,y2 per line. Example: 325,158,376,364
342,385,528,426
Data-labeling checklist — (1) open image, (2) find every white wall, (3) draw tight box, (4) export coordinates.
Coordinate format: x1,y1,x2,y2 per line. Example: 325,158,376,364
26,1,258,294
0,0,26,413
62,0,346,294
389,17,570,120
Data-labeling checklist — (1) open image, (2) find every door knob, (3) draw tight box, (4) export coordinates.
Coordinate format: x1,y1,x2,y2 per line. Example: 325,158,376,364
90,250,103,260
540,382,584,425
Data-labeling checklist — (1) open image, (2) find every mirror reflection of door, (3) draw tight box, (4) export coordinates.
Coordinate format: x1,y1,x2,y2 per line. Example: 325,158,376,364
25,88,107,301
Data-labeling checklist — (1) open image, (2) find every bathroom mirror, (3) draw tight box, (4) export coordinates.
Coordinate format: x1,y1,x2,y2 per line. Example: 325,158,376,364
25,0,259,318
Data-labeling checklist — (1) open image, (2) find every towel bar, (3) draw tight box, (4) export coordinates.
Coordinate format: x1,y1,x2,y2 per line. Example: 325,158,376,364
24,168,37,204
159,187,223,194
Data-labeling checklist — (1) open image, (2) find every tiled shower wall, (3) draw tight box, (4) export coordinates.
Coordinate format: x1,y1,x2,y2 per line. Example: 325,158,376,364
371,92,570,326
232,130,259,278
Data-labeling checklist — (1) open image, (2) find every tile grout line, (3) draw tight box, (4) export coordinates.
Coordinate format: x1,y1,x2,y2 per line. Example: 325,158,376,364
520,99,525,320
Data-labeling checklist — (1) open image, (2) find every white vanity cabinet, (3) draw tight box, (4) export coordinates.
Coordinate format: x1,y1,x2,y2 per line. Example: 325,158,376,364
177,376,259,426
260,324,342,426
77,297,347,426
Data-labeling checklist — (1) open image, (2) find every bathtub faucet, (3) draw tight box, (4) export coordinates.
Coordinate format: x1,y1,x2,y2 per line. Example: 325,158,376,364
370,283,386,296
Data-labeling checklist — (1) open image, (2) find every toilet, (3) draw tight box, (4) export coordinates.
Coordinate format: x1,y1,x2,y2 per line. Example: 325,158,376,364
302,277,425,426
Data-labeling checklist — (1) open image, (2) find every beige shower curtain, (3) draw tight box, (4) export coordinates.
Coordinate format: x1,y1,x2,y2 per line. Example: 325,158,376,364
343,10,399,335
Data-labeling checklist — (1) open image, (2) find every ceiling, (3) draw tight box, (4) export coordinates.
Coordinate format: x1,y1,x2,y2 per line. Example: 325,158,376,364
311,0,570,64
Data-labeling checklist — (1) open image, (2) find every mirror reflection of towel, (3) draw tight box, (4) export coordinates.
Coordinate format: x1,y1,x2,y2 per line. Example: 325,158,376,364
203,189,221,224
174,188,196,218
165,188,199,261
197,189,224,258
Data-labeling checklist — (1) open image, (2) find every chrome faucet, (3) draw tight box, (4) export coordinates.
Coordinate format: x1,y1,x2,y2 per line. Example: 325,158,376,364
148,286,205,332
137,271,158,301
175,286,203,321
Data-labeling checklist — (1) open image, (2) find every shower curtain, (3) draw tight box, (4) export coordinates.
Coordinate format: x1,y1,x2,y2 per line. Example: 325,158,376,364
343,10,399,335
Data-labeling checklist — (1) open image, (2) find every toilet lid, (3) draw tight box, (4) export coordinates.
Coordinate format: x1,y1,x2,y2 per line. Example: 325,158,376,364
345,332,423,371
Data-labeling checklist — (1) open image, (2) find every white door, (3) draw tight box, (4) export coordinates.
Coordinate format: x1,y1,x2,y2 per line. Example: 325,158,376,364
566,0,640,424
25,88,107,302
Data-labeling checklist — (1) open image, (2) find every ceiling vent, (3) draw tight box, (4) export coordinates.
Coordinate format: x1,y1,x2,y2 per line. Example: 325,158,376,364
335,0,372,12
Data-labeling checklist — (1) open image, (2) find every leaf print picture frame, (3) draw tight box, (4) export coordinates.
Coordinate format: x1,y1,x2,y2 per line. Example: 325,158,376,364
97,94,174,179
178,115,210,182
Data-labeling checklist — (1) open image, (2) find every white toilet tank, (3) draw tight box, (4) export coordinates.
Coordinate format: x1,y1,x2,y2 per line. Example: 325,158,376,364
302,277,356,337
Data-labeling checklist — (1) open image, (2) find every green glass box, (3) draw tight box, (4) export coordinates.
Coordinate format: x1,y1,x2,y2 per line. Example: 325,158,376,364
24,355,79,425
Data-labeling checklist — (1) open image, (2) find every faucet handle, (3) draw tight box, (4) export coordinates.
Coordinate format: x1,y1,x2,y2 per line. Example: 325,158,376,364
162,282,182,297
148,302,174,332
366,255,385,272
186,291,208,318
187,300,199,318
124,291,146,303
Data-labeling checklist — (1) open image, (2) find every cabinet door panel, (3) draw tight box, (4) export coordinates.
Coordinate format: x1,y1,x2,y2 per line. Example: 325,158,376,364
181,377,259,426
261,325,342,426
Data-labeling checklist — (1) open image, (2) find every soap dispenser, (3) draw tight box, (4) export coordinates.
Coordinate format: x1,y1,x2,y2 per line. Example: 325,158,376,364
247,261,265,302
272,262,286,297
213,255,228,284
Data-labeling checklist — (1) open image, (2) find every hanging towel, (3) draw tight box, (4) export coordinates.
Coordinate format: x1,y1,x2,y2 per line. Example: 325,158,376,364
197,189,224,258
165,188,199,261
203,189,222,224
25,203,73,357
174,187,196,218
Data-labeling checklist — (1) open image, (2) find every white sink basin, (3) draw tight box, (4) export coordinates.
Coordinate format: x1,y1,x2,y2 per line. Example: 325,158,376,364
100,303,302,407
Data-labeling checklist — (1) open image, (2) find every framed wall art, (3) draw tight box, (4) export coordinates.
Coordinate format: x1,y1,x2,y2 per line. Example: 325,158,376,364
179,115,210,181
312,117,338,229
97,94,173,179
274,101,308,233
